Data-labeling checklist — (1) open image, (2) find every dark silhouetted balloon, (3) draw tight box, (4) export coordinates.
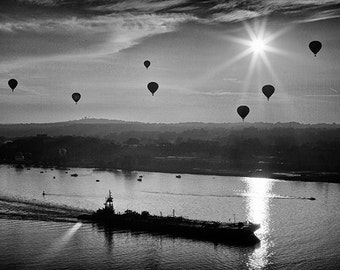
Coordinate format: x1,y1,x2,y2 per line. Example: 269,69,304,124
309,41,322,57
8,79,18,91
72,92,81,104
147,82,159,96
144,60,151,69
262,84,275,101
237,105,250,121
58,148,67,157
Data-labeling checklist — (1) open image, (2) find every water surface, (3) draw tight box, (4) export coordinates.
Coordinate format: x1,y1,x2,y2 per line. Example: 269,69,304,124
0,165,339,269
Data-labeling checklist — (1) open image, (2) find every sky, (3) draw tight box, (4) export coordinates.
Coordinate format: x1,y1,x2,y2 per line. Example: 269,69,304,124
0,0,339,124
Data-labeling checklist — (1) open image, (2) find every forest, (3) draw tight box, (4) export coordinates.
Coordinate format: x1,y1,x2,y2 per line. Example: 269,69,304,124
1,122,339,183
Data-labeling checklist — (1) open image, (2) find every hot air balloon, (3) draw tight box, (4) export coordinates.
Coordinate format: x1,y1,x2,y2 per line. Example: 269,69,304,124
309,41,322,57
72,92,81,104
147,82,159,96
262,84,275,101
58,148,67,157
237,105,250,121
8,79,18,91
144,60,151,69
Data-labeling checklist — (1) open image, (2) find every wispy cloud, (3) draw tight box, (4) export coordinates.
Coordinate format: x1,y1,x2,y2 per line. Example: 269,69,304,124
212,10,261,23
0,12,196,61
17,0,58,6
0,17,103,33
10,0,340,21
86,0,190,13
98,13,197,54
223,78,242,84
1,0,340,64
293,9,340,23
0,87,42,96
196,89,257,96
0,12,194,33
305,94,339,97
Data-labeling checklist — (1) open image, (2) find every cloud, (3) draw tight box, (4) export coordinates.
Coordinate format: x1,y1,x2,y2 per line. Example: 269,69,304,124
10,0,340,21
0,18,97,33
1,0,340,63
264,0,340,22
18,0,58,6
195,89,256,96
0,86,41,96
305,94,339,97
98,13,197,54
223,78,242,84
267,0,340,6
86,0,190,13
0,12,196,61
212,10,261,22
3,1,340,31
293,9,340,23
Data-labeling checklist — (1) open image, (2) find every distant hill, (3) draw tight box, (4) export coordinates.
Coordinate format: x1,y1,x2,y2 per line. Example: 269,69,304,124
1,119,339,180
0,118,338,139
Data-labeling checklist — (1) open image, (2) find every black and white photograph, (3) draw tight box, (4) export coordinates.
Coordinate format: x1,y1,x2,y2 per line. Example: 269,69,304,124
0,0,339,269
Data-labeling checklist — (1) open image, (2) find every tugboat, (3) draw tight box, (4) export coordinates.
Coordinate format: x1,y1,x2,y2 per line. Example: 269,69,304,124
78,191,260,245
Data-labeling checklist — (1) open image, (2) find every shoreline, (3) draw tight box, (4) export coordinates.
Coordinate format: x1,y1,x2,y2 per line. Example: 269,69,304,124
126,167,340,183
7,162,340,184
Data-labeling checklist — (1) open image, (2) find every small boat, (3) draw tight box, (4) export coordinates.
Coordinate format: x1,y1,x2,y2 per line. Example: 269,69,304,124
137,178,142,182
70,173,78,177
176,175,181,179
96,179,100,182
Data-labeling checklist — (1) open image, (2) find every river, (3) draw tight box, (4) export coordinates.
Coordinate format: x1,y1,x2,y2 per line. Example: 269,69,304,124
0,165,339,269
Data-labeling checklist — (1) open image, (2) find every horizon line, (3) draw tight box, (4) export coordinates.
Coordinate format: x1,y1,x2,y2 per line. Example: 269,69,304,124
0,118,338,126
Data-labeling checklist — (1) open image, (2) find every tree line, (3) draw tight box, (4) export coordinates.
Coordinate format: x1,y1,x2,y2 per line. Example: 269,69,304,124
0,126,339,179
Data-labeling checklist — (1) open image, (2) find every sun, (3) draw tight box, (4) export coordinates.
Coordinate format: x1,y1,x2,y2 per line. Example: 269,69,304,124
199,19,290,90
250,38,267,54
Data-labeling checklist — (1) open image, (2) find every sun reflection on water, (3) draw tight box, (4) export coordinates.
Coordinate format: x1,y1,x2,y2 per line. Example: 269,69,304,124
245,178,274,269
38,222,83,264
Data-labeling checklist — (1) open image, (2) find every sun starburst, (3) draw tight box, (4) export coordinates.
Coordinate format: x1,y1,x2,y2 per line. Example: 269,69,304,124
250,38,267,53
193,18,290,102
223,19,290,95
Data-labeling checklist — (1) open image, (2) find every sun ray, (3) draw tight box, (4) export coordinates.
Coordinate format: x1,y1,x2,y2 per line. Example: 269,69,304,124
199,17,292,101
261,53,279,84
37,222,83,264
264,46,285,55
244,21,258,41
194,47,253,87
242,51,259,95
234,19,291,87
259,18,267,39
264,25,291,44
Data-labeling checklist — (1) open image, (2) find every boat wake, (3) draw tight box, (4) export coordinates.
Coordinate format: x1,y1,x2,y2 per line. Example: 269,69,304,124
142,191,315,200
0,195,91,223
42,192,99,198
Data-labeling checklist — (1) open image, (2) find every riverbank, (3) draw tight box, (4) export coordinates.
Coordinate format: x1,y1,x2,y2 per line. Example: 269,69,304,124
7,162,340,183
129,167,340,183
